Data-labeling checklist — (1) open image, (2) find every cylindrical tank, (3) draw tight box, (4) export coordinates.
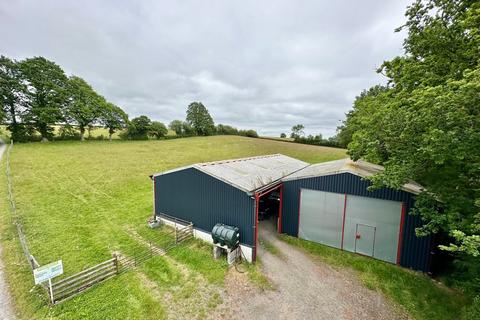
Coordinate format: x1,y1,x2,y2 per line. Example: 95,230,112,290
211,223,240,249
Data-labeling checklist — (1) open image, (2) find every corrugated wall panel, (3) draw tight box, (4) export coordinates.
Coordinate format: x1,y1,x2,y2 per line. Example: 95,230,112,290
154,168,255,246
282,173,432,272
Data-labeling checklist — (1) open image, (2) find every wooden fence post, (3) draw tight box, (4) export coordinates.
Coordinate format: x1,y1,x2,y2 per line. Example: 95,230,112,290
113,253,119,275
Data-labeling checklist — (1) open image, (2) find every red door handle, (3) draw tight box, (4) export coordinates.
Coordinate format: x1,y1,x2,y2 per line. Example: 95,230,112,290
356,233,361,239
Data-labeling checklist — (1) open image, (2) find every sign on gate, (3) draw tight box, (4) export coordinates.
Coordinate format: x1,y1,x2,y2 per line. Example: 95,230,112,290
33,260,63,304
33,260,63,285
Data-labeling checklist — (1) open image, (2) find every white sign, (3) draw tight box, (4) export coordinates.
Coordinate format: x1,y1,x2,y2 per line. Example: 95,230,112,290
33,260,63,285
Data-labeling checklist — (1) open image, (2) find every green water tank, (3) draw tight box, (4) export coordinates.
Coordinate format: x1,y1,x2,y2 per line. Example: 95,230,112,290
211,224,240,249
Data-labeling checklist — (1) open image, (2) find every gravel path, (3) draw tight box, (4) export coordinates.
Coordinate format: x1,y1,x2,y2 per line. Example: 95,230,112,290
220,220,407,320
0,141,15,320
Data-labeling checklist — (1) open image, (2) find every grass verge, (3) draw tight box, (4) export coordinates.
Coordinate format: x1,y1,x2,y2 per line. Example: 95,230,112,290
259,237,285,259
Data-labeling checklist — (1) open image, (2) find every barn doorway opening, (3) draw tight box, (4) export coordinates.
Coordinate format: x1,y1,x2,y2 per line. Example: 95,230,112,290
254,184,283,260
259,188,281,228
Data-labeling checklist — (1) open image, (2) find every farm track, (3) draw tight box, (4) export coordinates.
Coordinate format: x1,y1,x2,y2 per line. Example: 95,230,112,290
219,220,408,320
0,141,15,320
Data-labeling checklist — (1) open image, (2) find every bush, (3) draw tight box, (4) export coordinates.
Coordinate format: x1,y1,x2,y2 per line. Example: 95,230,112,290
8,124,37,142
216,124,239,135
56,125,81,141
293,135,341,148
465,296,480,320
239,129,258,138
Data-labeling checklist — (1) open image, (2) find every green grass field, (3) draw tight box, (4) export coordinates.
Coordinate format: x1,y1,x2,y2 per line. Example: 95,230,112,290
0,136,346,319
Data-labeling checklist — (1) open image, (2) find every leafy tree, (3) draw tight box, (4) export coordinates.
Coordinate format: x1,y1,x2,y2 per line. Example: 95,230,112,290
280,133,286,138
216,124,238,135
100,102,128,141
290,124,305,139
123,115,151,140
66,76,104,141
149,121,168,139
0,56,26,141
169,119,184,136
338,0,480,258
182,121,194,136
186,102,215,136
20,57,68,141
239,129,259,138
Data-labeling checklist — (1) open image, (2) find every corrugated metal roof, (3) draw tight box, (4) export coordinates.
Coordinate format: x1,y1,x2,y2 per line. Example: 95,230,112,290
154,154,309,194
283,158,424,195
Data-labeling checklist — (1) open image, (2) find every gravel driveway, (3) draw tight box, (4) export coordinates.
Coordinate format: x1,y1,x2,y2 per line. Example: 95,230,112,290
0,141,15,320
219,220,407,320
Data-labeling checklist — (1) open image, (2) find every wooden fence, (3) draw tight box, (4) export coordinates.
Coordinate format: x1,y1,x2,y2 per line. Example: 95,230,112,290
49,221,194,304
51,258,117,303
4,141,194,304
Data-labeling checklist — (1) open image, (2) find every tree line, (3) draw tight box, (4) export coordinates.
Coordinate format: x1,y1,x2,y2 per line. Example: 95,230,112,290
0,56,258,142
0,55,128,142
336,0,480,308
167,102,258,138
278,124,340,148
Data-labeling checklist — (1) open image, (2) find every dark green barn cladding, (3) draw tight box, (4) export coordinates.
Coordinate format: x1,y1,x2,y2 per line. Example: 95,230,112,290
281,172,432,272
154,167,255,246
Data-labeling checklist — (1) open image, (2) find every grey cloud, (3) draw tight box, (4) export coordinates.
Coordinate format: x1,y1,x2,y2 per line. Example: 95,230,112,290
0,0,410,137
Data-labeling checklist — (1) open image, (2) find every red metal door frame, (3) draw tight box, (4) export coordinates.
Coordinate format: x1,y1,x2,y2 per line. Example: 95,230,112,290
253,183,283,262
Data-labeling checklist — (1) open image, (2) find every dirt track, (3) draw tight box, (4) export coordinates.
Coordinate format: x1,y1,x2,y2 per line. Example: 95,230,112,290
218,220,407,320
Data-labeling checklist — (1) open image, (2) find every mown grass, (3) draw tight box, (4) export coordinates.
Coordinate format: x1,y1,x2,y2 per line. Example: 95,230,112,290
243,259,276,291
0,136,346,319
259,237,285,259
279,234,470,320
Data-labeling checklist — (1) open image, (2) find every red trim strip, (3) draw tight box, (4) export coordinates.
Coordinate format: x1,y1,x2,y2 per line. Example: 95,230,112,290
256,183,282,198
396,202,406,265
341,194,347,250
253,193,260,262
278,184,283,233
152,177,157,219
297,189,302,237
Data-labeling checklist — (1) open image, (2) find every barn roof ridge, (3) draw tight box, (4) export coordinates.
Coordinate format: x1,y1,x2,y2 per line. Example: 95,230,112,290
282,158,423,195
153,154,309,194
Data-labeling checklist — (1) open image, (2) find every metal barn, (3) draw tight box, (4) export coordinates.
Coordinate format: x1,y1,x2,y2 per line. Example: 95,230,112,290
152,154,309,262
281,159,432,272
152,155,433,272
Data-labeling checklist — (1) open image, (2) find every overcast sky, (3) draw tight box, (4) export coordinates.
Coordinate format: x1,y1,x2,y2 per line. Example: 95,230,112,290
0,0,410,137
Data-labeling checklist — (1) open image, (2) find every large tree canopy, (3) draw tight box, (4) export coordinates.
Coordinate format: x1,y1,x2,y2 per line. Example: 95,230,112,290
339,0,480,256
185,102,215,136
20,57,69,141
0,55,129,142
100,102,128,141
148,121,168,139
0,56,23,134
66,76,105,141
